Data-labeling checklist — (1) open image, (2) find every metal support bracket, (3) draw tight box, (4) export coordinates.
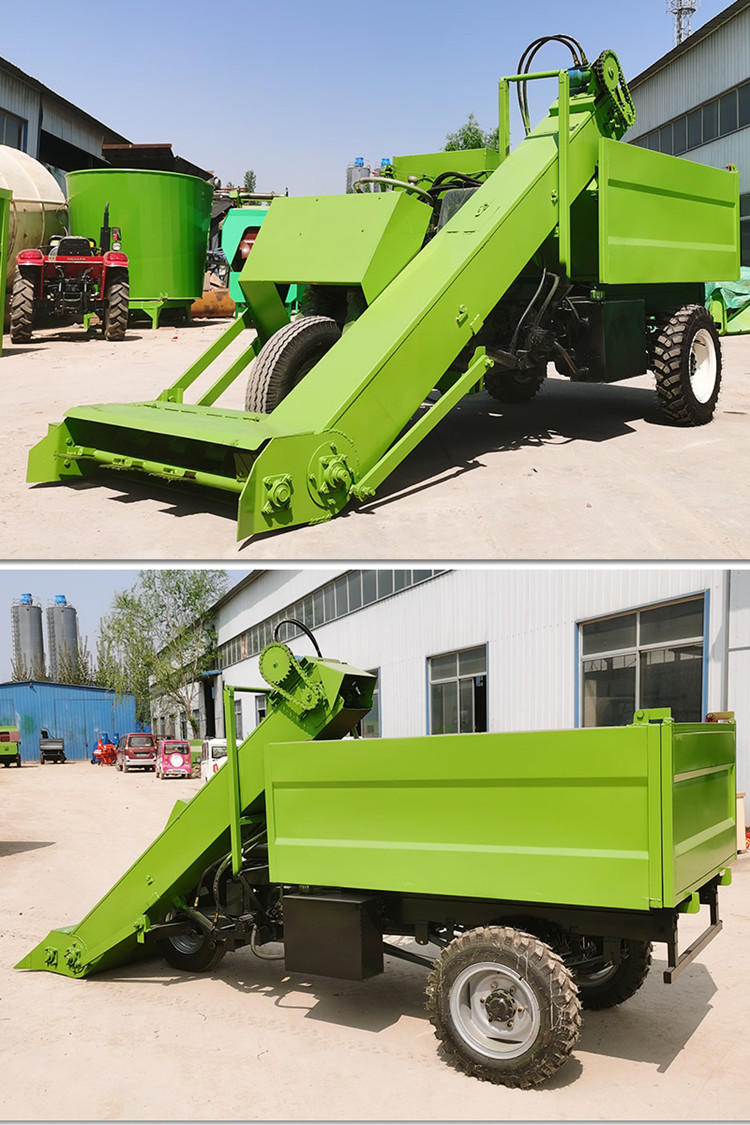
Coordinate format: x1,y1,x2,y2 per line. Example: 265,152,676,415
351,348,492,501
664,879,722,984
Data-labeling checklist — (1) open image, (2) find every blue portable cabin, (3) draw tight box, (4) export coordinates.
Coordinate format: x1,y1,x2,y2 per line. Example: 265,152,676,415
0,681,139,762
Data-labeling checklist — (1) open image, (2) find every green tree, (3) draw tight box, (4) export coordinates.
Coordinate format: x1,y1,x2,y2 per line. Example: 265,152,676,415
55,638,94,686
243,169,257,193
444,113,499,151
11,654,47,682
96,570,229,730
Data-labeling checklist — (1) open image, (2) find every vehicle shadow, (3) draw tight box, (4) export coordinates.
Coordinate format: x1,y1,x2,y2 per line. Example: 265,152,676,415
0,840,55,856
98,944,431,1034
575,958,716,1074
361,379,660,509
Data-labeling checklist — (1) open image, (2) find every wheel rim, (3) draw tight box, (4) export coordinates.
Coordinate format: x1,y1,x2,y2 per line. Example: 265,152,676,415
449,961,541,1060
689,328,717,404
169,930,206,956
574,960,618,988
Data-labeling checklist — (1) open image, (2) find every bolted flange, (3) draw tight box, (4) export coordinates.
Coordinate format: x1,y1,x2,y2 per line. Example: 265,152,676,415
261,474,293,515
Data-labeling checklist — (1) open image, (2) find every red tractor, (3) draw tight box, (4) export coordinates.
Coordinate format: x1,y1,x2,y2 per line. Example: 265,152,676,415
10,205,129,343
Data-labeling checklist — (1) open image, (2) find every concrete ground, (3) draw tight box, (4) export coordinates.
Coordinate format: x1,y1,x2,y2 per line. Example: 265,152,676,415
2,760,748,1121
1,319,749,560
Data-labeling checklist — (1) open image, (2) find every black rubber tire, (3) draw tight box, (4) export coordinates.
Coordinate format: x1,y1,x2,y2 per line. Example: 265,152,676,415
426,926,581,1088
572,939,652,1010
104,275,129,340
652,305,721,426
485,366,545,404
10,269,36,343
245,315,341,413
158,920,226,972
40,754,45,765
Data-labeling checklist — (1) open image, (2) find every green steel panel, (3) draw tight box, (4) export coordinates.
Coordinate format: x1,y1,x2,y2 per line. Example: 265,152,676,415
392,148,501,186
67,169,212,301
598,140,740,284
240,191,431,304
662,722,736,904
266,726,661,911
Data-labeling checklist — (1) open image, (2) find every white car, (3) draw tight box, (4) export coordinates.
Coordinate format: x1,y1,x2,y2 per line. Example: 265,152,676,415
200,738,227,783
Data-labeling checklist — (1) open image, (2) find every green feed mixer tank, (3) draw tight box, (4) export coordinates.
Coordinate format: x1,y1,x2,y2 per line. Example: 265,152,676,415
66,169,213,328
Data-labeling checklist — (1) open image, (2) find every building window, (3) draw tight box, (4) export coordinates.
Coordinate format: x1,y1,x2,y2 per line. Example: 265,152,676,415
255,694,267,726
631,77,750,159
360,671,380,738
234,697,244,741
429,645,487,735
218,569,447,669
580,596,705,727
0,108,26,150
741,194,750,268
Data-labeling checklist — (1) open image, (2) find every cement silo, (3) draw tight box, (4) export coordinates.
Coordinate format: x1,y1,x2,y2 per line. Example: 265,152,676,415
47,595,79,681
11,593,45,678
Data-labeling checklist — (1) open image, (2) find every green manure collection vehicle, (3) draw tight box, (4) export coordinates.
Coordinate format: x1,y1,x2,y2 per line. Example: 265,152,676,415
18,629,737,1089
0,726,21,767
27,36,740,541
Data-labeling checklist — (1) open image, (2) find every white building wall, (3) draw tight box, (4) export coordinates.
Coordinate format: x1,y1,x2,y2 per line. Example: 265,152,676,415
728,570,750,798
627,6,750,130
215,568,739,783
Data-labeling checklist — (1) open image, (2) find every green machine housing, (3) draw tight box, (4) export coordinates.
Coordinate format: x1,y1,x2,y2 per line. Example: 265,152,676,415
17,641,736,1087
220,201,302,315
0,725,21,766
28,48,740,540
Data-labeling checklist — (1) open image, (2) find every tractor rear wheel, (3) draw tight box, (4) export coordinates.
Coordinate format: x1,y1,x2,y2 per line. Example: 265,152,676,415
10,269,36,343
104,276,129,340
245,315,341,414
572,939,652,1010
426,926,581,1088
485,366,546,404
158,919,226,972
652,305,721,425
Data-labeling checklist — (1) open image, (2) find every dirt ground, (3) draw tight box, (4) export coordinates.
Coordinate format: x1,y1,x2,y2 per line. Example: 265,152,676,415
1,318,750,561
2,760,748,1121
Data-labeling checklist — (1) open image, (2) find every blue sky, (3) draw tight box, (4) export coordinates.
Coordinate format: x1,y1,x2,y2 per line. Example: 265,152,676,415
1,0,732,195
0,567,251,682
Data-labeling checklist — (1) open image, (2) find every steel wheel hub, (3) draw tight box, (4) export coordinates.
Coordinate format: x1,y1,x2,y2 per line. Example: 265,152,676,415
689,327,717,404
449,961,541,1060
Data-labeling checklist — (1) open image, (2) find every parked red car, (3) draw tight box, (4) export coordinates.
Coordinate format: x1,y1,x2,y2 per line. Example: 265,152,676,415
155,739,192,780
116,732,157,773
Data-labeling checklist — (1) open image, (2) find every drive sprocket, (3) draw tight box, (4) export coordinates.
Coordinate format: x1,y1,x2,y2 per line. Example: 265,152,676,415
592,50,636,136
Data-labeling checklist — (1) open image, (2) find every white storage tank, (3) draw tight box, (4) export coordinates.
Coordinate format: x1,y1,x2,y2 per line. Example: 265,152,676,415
0,145,67,287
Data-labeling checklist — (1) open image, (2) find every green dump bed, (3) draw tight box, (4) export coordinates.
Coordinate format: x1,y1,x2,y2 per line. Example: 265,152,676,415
265,716,736,912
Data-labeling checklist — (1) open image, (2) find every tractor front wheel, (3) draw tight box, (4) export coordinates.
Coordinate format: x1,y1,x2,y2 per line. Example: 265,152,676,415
104,275,129,341
245,315,341,413
158,920,226,972
652,305,721,425
485,365,546,404
426,926,581,1088
10,269,36,343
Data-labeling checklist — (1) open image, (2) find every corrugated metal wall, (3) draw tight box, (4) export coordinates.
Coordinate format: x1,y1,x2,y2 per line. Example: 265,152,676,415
214,568,739,782
0,69,41,156
627,6,750,129
0,682,137,761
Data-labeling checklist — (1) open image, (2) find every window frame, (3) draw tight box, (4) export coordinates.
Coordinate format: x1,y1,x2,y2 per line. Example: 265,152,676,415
577,594,707,727
427,643,488,736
